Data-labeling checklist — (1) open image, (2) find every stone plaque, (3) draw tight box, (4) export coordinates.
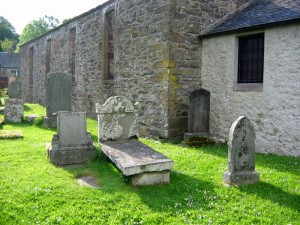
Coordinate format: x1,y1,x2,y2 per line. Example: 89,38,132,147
8,80,22,99
223,116,259,186
188,89,210,133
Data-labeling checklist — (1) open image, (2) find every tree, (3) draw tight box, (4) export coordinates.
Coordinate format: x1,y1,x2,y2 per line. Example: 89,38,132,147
19,15,60,45
0,16,19,52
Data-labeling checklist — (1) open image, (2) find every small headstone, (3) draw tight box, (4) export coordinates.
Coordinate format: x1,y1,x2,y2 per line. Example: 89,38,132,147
223,116,259,186
47,111,95,165
4,99,23,123
44,73,72,128
96,96,174,186
182,89,214,146
8,80,22,99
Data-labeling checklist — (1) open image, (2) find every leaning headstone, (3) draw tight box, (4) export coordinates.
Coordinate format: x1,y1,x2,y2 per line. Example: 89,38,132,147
47,111,95,165
223,116,259,186
8,80,22,99
182,89,214,146
44,73,72,128
96,96,174,186
4,99,23,123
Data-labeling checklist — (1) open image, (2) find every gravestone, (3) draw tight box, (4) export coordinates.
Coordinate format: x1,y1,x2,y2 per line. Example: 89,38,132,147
4,99,23,123
47,111,95,165
96,96,174,186
182,89,214,146
8,80,22,99
44,73,72,128
223,116,260,186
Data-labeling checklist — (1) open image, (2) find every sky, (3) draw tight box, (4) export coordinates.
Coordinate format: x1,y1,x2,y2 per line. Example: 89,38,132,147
1,0,108,34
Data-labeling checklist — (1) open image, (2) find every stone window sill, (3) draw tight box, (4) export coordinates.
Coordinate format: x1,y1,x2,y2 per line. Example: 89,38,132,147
233,83,263,92
101,79,114,84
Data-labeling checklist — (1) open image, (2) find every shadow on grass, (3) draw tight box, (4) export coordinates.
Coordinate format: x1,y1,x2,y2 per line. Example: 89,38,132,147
164,140,300,176
23,104,32,112
238,181,300,212
135,170,217,213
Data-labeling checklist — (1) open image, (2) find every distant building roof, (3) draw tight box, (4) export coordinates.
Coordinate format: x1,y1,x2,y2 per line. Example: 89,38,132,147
0,52,20,69
200,0,300,37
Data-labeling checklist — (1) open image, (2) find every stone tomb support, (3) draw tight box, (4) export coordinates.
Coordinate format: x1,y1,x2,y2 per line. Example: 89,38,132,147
182,89,214,146
47,111,95,165
223,116,259,186
4,99,23,123
44,73,72,128
96,96,174,186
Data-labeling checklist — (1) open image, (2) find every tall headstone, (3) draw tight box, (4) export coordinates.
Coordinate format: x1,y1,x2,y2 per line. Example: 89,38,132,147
47,111,95,165
182,89,214,146
8,80,22,99
223,116,259,186
44,73,72,127
96,96,174,186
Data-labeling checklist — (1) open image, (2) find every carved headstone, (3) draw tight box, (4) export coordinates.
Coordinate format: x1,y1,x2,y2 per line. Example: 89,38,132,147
223,116,259,186
4,99,23,123
44,73,72,128
183,89,214,146
47,111,95,165
96,96,141,142
8,80,22,99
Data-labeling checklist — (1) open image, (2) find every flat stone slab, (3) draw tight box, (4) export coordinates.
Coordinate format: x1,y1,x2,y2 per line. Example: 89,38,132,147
25,114,42,122
77,175,100,188
100,140,174,177
0,130,23,139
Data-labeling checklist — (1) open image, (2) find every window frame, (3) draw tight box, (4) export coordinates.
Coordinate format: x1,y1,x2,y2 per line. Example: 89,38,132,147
234,32,264,92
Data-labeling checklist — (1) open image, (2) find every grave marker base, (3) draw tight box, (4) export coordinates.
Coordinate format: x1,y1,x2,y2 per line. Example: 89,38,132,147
223,171,260,186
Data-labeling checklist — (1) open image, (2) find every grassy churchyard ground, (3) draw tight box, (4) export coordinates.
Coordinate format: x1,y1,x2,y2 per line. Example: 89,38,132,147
0,103,299,224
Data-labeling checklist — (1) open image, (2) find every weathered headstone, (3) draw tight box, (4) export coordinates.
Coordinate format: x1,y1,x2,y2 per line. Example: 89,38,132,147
223,116,260,186
47,111,95,165
4,99,23,123
97,96,140,142
182,89,214,146
8,80,22,99
96,96,174,186
44,73,72,128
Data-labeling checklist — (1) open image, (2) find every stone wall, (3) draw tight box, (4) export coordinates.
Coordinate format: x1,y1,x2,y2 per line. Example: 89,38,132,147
20,0,116,112
201,24,300,157
20,0,250,139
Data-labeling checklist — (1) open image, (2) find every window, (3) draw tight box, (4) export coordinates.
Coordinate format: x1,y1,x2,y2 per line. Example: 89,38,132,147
103,7,115,81
29,47,34,87
46,39,51,74
238,33,264,83
69,27,76,85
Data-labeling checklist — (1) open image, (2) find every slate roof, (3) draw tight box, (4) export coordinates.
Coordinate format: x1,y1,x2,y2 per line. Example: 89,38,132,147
200,0,300,37
0,52,20,69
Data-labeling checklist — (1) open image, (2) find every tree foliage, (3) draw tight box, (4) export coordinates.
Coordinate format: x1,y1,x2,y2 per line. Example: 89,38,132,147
0,16,19,52
19,15,60,45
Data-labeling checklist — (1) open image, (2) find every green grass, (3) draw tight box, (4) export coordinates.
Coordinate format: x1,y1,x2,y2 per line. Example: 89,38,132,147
0,104,299,224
